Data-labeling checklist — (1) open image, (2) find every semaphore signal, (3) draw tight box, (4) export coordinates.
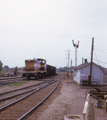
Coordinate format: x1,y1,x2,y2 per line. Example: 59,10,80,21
72,40,79,66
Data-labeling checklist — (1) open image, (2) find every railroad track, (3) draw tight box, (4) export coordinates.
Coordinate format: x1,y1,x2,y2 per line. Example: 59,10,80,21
0,77,26,86
0,77,44,86
0,76,58,105
0,75,58,86
0,75,62,120
0,76,21,80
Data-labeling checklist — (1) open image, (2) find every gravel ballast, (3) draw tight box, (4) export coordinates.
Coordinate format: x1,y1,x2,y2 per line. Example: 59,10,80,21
26,78,86,120
0,77,86,120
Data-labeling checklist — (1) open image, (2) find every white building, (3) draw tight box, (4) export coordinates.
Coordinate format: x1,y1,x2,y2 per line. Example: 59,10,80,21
73,62,104,85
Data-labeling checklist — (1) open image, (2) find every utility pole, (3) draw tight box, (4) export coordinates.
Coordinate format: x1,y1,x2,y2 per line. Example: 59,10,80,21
71,59,72,71
65,50,67,71
89,37,94,86
71,59,72,68
72,40,79,66
67,49,71,72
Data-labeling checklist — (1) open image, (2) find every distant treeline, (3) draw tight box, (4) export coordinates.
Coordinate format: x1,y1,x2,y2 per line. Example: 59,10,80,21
58,66,75,72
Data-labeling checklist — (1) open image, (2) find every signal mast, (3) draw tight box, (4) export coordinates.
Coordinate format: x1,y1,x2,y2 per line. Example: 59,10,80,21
72,40,79,66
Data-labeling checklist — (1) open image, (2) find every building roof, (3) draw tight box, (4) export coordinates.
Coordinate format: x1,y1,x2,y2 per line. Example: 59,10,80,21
74,62,104,70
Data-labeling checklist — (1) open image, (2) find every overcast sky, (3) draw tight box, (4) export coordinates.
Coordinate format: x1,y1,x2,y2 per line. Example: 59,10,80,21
0,0,107,68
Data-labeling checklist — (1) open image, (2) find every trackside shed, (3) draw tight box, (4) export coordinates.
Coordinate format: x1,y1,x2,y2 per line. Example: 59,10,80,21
73,62,104,85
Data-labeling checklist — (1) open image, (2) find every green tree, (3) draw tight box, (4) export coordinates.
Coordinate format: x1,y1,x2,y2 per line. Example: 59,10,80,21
4,65,9,70
14,66,18,72
14,66,18,76
0,61,3,71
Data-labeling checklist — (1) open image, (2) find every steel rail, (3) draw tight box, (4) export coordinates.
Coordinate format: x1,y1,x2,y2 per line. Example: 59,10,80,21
18,76,62,120
0,76,59,111
0,76,58,96
0,79,59,102
0,81,47,96
0,76,21,80
0,85,45,102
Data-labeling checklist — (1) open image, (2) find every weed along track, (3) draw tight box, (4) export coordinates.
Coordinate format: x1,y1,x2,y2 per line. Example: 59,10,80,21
0,81,47,108
0,75,61,120
0,76,57,107
0,77,27,86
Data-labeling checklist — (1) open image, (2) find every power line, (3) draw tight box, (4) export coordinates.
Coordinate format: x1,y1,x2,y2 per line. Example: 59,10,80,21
94,49,107,53
93,55,107,59
94,48,107,50
95,46,107,48
94,49,107,59
94,51,100,65
93,58,107,64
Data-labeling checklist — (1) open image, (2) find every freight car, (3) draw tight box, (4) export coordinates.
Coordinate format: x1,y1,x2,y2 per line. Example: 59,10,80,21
47,65,56,76
22,58,56,79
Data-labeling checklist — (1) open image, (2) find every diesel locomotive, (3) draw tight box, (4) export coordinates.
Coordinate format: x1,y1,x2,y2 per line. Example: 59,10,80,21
22,58,56,79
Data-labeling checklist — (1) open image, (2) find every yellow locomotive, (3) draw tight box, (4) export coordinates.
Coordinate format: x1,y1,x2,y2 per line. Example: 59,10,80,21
22,58,56,79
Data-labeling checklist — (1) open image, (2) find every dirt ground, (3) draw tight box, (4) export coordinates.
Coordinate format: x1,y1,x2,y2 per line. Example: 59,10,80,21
0,74,107,120
26,76,87,120
28,75,107,120
0,76,86,120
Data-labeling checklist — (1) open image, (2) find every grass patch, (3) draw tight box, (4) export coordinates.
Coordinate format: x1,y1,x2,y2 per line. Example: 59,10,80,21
0,68,7,74
9,81,29,87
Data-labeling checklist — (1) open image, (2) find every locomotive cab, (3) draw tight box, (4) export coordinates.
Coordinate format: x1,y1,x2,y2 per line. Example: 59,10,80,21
37,59,46,71
37,58,47,77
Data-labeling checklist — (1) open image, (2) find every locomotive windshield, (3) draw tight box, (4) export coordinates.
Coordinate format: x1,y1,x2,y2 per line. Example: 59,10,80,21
37,59,46,64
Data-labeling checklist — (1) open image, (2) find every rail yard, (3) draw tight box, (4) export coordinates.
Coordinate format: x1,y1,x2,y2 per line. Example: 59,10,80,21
0,0,107,119
0,76,23,86
0,72,107,120
0,58,107,120
0,74,61,119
